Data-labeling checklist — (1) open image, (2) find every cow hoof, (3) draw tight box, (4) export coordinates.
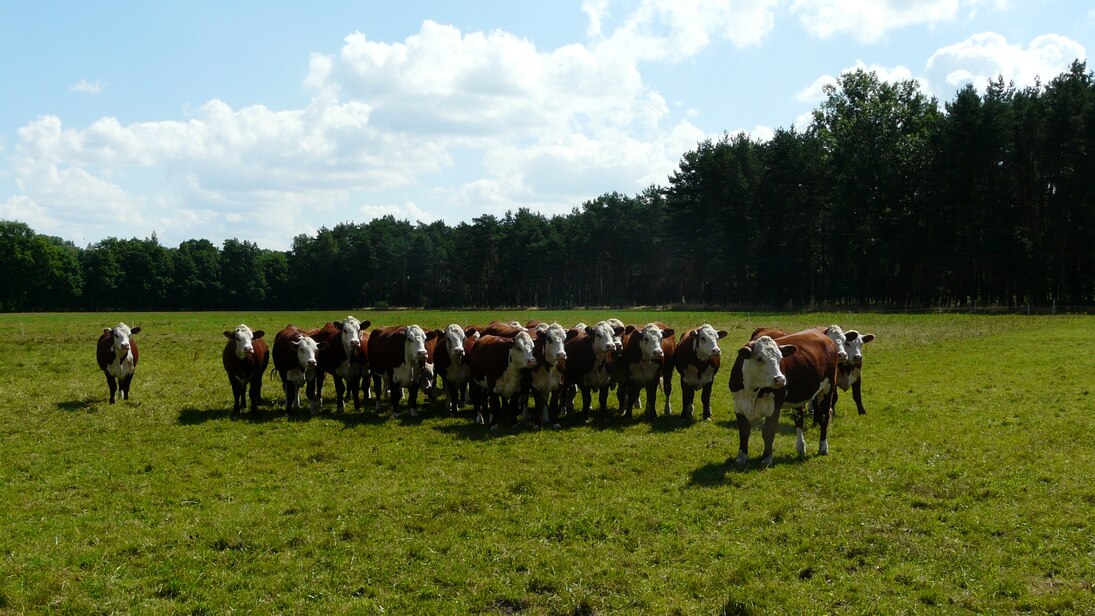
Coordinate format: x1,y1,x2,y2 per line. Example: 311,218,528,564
858,408,867,415
475,415,485,425
819,440,829,455
734,451,749,466
409,410,418,418
759,455,774,468
552,423,562,431
490,424,500,432
702,411,712,421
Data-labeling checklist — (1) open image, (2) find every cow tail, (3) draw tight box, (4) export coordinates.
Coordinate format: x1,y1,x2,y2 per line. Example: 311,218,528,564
269,365,281,382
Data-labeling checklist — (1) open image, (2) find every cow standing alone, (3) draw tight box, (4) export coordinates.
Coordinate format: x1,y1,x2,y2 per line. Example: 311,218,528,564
97,323,141,404
222,324,269,413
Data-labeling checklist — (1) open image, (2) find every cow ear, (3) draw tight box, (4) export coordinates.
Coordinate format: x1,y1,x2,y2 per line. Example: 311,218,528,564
425,329,438,340
625,324,636,334
737,346,752,360
253,330,265,339
565,329,579,340
224,331,233,339
464,326,478,337
612,325,625,336
661,328,674,338
103,328,112,335
334,320,343,330
585,326,594,336
131,327,141,335
716,329,728,339
291,339,302,348
360,320,371,330
844,330,859,341
861,333,875,343
779,344,797,357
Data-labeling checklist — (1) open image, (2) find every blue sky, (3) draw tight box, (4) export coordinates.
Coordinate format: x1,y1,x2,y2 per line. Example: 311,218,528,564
1,1,1091,249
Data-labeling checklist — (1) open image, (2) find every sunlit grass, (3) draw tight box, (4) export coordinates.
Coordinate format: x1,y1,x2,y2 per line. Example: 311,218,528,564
0,311,1091,613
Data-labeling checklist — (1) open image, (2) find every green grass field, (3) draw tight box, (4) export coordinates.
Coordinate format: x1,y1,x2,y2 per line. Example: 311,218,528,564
0,311,1092,614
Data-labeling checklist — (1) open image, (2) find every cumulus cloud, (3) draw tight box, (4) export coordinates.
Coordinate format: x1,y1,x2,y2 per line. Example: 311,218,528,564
924,32,1086,97
790,0,1008,43
796,60,921,103
69,79,103,94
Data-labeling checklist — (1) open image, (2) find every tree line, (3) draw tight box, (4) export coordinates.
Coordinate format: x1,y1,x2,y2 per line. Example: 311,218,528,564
2,62,1093,312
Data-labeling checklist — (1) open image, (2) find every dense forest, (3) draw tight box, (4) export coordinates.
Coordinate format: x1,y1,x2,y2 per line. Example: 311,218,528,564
2,63,1093,312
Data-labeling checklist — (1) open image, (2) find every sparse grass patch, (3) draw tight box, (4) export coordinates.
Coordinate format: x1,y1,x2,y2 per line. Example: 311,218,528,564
0,311,1091,613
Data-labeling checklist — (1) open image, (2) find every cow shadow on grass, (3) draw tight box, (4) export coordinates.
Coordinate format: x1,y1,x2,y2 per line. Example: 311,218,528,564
56,398,100,413
688,453,809,486
321,410,390,428
714,419,799,435
178,406,281,425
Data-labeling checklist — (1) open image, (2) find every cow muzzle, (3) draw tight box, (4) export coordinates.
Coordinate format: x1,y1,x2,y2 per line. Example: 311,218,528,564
772,374,787,388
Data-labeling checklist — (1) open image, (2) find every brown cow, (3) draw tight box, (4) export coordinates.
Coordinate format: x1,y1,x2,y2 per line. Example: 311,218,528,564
97,322,141,404
433,324,479,415
469,331,537,428
527,323,576,428
222,324,269,413
480,320,528,338
562,321,623,421
673,324,727,420
729,329,840,466
348,327,372,411
367,325,437,417
620,322,676,419
272,325,326,415
307,316,371,413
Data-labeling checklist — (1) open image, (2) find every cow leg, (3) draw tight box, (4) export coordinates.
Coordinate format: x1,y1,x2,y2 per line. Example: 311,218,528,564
598,387,610,421
488,393,501,429
701,383,713,420
406,385,420,417
371,374,384,413
734,413,751,465
333,376,347,413
661,369,673,416
580,386,593,419
644,382,658,420
104,374,117,404
309,373,325,414
793,406,807,455
391,384,404,417
852,377,866,415
680,384,695,418
348,374,361,411
445,379,460,415
816,390,836,455
229,377,244,413
470,383,485,424
283,381,294,414
249,374,262,412
759,408,782,467
547,390,561,429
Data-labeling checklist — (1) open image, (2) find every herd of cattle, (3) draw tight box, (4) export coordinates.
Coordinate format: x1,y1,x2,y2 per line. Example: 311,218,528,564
96,318,874,466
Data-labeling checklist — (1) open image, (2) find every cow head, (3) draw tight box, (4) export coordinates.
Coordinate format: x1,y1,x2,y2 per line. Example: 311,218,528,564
335,316,367,358
540,323,571,369
737,335,796,391
638,323,674,362
604,318,627,353
403,325,435,365
586,321,619,358
442,324,469,362
291,336,325,378
224,324,264,358
822,324,849,363
689,324,727,361
509,331,537,369
842,330,875,367
105,323,141,356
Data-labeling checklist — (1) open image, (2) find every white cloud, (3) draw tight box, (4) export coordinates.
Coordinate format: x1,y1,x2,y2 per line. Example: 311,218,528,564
359,201,439,223
796,60,921,103
69,79,103,94
924,32,1086,97
790,0,1007,43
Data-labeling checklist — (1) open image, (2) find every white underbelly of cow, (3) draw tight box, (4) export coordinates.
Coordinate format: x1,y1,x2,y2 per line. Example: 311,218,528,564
681,365,714,389
392,362,415,386
494,365,524,398
335,359,352,380
448,361,470,385
583,365,610,389
532,365,564,392
630,361,660,385
107,356,135,379
733,389,777,424
287,368,306,386
836,367,859,391
782,377,831,409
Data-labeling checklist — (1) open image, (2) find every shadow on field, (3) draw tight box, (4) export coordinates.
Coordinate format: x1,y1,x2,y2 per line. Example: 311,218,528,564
689,453,808,486
56,398,100,412
715,419,799,435
178,406,280,424
647,413,696,432
323,410,389,428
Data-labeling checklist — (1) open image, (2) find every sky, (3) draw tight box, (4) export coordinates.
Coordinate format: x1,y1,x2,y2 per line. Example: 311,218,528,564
1,1,1091,250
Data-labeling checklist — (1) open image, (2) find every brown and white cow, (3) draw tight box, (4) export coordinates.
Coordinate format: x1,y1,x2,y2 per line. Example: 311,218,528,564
222,324,269,413
729,329,840,467
433,324,479,415
348,327,372,411
562,321,624,421
480,320,528,338
308,316,371,414
527,323,576,428
620,322,676,419
469,330,537,428
272,325,326,415
673,324,727,420
97,322,141,404
367,325,437,417
752,325,875,415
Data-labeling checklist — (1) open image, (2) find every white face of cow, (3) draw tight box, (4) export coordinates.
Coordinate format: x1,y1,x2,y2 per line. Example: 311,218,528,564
843,330,875,366
638,323,667,362
823,325,849,362
292,336,321,374
443,324,467,361
738,336,795,390
403,325,430,364
107,323,139,355
605,318,626,352
692,324,726,361
337,316,362,357
227,324,260,358
588,322,617,357
509,331,537,369
542,323,568,367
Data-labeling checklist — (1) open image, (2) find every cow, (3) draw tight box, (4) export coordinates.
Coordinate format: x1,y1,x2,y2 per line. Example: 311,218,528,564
222,324,269,413
308,316,370,414
272,325,326,415
96,323,141,404
673,324,727,420
347,327,372,411
728,329,840,467
527,323,576,428
562,321,624,421
480,321,528,338
751,325,875,415
469,330,537,428
367,325,437,417
620,322,676,419
433,324,479,415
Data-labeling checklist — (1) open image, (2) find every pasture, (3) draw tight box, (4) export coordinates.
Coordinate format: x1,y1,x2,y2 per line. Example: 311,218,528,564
0,310,1092,614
